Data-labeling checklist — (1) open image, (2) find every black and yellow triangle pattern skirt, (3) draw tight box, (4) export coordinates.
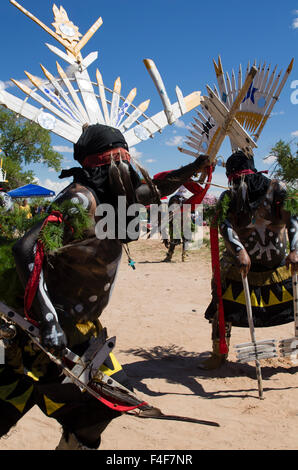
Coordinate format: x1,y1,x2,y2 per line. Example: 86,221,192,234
205,263,294,328
0,320,130,447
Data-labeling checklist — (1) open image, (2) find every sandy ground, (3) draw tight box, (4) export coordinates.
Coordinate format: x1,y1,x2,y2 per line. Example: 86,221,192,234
0,235,297,451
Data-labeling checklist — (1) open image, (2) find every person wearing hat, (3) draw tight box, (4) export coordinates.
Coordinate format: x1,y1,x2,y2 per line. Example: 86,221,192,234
199,151,298,370
0,124,211,449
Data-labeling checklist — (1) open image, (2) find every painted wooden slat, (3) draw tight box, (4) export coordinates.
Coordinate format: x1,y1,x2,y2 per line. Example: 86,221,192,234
119,100,150,132
11,78,82,130
175,86,187,114
73,16,103,55
143,58,175,124
25,70,81,125
205,86,257,150
45,43,76,66
56,61,90,124
40,64,85,123
74,68,104,124
0,88,81,142
124,91,202,147
10,0,76,56
255,59,294,141
177,147,199,158
116,88,137,127
96,69,110,125
82,51,98,70
213,56,230,108
110,77,121,127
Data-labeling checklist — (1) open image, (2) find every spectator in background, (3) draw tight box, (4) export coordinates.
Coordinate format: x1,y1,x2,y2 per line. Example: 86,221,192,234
19,199,32,219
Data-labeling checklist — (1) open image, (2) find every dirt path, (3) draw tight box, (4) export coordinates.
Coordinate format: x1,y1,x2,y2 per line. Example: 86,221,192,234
0,238,297,450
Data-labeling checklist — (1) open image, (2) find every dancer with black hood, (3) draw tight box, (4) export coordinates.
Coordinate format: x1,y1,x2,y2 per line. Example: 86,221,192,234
199,151,298,370
0,124,210,449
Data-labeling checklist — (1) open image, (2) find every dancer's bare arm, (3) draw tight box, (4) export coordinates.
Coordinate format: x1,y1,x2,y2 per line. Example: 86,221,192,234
135,154,211,205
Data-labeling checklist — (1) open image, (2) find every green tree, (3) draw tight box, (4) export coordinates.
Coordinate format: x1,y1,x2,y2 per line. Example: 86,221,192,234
0,107,63,190
268,140,298,187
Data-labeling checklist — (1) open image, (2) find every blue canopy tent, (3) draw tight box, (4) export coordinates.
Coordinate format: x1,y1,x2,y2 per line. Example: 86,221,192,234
7,184,55,198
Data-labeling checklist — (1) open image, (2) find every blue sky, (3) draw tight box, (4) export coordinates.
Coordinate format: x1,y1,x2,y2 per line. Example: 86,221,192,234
1,0,298,196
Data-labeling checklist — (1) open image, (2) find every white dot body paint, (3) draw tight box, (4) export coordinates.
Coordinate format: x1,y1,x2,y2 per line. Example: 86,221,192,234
75,304,84,313
89,295,98,302
46,313,54,321
76,192,89,210
28,263,34,272
104,283,111,291
71,197,80,204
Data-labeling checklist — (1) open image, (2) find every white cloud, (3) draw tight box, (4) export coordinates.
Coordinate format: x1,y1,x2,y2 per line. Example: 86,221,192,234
174,119,186,128
130,147,142,160
165,135,184,146
42,178,71,196
174,119,192,130
53,145,73,153
293,17,298,28
291,130,298,137
145,158,156,163
0,80,13,90
0,76,48,91
263,155,277,165
271,111,285,116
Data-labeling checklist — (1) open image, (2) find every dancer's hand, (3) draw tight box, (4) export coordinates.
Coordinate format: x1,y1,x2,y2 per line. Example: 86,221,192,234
237,249,251,278
40,320,67,357
286,251,298,274
194,154,211,171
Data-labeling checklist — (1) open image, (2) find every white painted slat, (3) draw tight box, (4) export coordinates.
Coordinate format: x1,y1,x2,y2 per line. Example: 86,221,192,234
40,64,85,124
143,58,175,124
75,68,104,124
110,77,121,127
177,147,199,158
115,88,137,128
190,129,203,140
25,70,82,125
185,140,202,151
82,51,98,70
56,62,90,124
46,43,76,66
119,100,150,132
0,88,81,142
175,86,187,114
96,69,110,125
124,91,202,147
11,78,82,130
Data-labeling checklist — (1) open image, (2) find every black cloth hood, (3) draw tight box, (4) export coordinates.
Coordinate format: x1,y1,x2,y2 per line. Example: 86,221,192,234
226,151,271,212
225,151,257,176
74,124,129,164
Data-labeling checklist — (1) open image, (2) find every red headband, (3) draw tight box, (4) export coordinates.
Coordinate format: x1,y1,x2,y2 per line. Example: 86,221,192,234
82,147,131,168
228,169,268,183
